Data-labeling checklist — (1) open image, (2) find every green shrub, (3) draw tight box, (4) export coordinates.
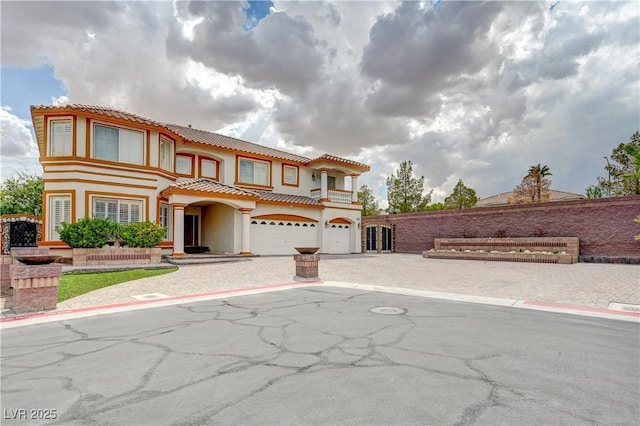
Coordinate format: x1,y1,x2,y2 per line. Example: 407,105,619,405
122,221,165,247
59,217,114,248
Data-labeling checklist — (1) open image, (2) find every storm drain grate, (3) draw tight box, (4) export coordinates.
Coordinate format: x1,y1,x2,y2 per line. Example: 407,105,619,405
131,293,169,301
369,306,407,315
608,302,640,312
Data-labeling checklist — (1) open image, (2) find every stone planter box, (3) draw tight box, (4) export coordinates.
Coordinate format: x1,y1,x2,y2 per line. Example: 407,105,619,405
423,250,574,264
73,248,162,266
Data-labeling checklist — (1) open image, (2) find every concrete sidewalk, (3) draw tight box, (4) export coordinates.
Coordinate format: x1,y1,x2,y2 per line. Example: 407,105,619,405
2,254,638,321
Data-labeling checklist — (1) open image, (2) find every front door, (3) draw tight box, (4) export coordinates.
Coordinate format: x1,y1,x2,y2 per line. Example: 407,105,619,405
184,214,199,246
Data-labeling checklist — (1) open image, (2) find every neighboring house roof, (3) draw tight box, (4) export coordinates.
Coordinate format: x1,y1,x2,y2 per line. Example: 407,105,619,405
31,104,367,170
161,178,321,207
475,189,585,207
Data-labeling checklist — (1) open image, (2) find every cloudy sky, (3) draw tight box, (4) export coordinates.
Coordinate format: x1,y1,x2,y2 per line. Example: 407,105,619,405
1,0,638,205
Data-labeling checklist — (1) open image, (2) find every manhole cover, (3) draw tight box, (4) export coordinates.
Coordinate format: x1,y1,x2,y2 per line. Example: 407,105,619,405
369,306,407,315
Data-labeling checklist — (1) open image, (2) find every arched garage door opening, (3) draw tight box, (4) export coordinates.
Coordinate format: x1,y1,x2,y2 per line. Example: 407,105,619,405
251,215,318,255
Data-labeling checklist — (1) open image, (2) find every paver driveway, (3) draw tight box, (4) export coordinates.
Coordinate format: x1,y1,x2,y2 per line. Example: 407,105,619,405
56,254,639,311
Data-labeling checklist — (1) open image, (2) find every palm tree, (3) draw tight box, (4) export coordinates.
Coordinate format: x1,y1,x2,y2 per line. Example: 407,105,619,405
528,164,552,202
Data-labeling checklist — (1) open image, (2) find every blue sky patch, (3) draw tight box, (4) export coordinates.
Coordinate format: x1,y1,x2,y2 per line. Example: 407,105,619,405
244,0,273,31
1,65,68,119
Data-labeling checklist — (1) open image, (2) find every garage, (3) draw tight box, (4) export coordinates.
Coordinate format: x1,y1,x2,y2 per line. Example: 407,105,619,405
251,219,318,255
327,223,351,254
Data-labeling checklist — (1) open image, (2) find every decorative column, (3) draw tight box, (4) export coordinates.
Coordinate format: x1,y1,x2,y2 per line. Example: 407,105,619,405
172,203,187,257
351,174,359,203
320,169,329,201
240,208,253,255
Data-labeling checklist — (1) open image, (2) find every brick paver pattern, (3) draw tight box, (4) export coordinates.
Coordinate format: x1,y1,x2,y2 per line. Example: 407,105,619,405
54,254,640,311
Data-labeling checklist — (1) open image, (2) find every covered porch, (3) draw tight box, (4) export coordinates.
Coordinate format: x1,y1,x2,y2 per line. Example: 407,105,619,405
161,180,259,257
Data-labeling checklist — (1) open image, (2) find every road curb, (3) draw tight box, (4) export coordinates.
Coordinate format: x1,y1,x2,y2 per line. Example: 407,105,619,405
2,280,637,328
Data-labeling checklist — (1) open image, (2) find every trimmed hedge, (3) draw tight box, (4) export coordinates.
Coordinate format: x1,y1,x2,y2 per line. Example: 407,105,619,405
122,221,166,247
59,218,165,248
59,217,113,248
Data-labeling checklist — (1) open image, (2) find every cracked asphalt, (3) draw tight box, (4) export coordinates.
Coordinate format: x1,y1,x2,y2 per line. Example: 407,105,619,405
2,286,638,425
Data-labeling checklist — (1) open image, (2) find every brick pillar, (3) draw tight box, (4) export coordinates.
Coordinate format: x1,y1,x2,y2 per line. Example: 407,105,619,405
293,254,320,281
10,263,62,313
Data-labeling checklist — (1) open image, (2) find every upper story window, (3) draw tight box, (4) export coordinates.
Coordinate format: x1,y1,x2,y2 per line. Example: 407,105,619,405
238,158,269,186
328,176,336,189
50,120,72,156
94,124,144,165
176,155,193,175
159,138,173,171
282,164,299,186
200,158,218,180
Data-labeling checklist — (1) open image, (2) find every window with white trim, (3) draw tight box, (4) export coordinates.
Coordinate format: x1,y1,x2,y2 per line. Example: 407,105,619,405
239,159,269,186
283,165,298,185
49,196,71,240
160,138,173,171
159,203,172,240
50,120,73,156
94,124,144,165
176,155,192,175
201,159,217,179
93,198,142,226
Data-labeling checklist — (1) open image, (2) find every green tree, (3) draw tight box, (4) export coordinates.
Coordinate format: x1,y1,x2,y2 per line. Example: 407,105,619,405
386,161,432,214
527,164,552,203
0,173,44,215
357,185,381,216
443,179,478,209
425,202,445,211
597,131,640,196
585,185,605,199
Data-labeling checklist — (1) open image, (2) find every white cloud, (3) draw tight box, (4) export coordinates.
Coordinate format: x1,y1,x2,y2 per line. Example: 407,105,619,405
0,0,637,203
0,107,42,180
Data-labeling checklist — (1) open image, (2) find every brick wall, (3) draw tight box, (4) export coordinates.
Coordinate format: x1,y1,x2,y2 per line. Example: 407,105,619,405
363,196,640,257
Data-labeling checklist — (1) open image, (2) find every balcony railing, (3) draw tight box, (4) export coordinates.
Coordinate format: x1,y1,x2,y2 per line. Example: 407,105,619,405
310,188,353,204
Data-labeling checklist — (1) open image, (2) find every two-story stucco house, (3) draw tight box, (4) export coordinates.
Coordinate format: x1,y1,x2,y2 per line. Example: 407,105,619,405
30,104,369,257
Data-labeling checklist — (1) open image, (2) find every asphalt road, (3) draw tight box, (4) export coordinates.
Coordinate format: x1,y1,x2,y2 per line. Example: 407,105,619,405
2,286,638,425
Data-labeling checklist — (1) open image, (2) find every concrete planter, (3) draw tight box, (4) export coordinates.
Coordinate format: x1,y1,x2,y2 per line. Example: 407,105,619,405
73,247,162,266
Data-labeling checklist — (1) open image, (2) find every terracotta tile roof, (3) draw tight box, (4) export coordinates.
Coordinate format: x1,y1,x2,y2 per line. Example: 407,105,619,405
475,189,585,207
308,153,370,171
163,179,259,198
161,179,321,206
167,124,310,163
30,104,166,128
30,104,369,170
253,191,322,206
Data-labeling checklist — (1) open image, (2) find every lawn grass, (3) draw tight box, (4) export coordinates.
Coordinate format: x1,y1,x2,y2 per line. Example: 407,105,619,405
57,267,178,302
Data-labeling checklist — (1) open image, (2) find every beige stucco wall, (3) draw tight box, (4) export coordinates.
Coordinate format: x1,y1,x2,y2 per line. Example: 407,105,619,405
201,204,236,254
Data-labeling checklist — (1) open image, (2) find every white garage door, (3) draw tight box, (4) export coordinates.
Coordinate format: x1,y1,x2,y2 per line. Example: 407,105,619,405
327,223,351,254
251,220,318,255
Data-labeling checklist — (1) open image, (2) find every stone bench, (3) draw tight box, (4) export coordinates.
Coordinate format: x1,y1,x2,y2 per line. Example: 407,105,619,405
423,237,579,264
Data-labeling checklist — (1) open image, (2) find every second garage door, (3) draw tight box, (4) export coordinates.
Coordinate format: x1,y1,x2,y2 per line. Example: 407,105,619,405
251,220,318,255
327,223,351,254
